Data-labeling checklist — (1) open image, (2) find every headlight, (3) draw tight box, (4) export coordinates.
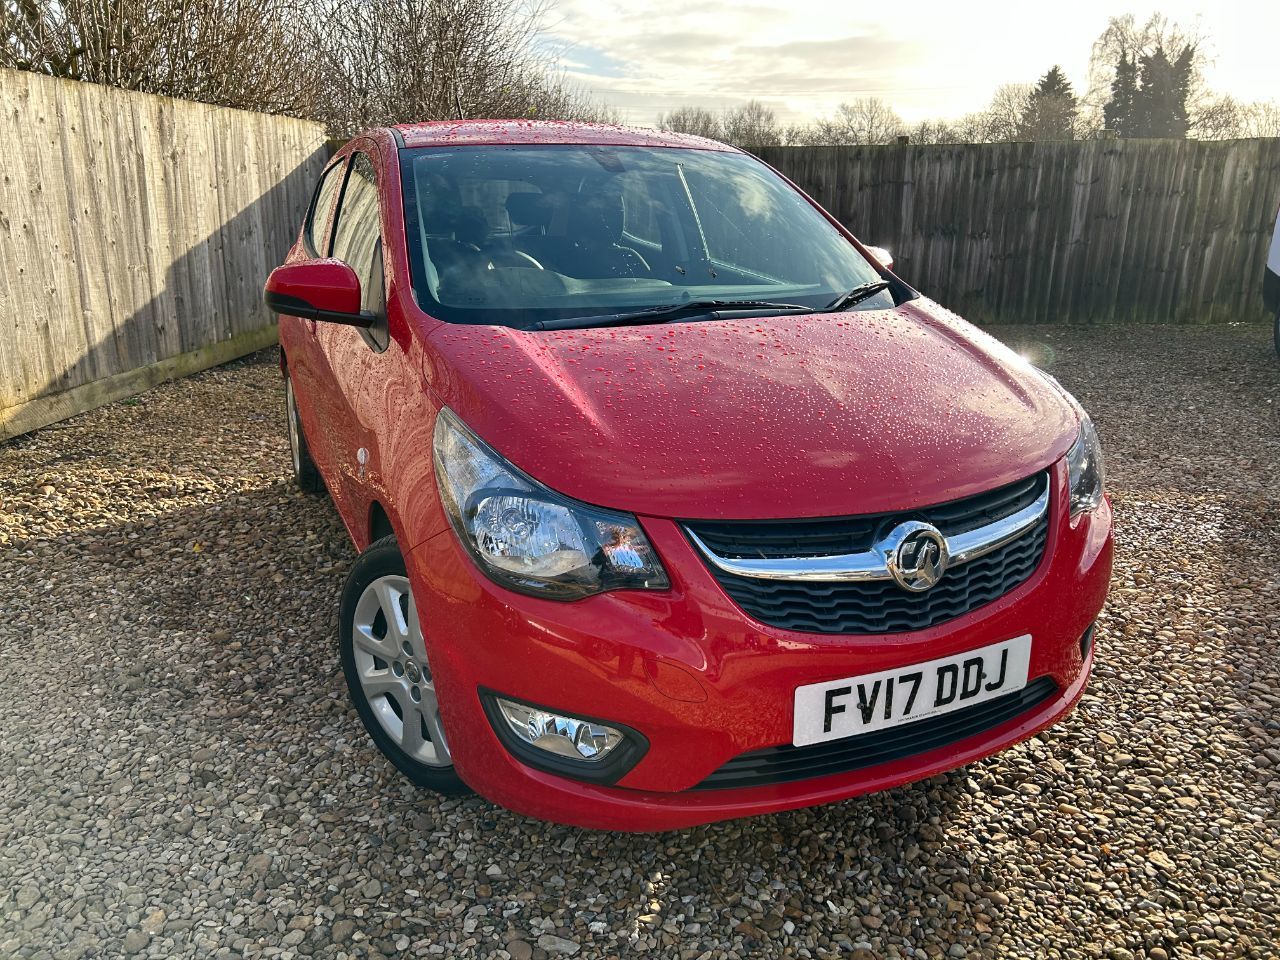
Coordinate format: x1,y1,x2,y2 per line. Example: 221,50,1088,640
1066,416,1106,516
1033,367,1106,517
432,407,670,599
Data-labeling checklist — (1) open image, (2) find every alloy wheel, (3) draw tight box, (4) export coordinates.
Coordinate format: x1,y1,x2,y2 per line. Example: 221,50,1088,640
350,575,451,767
285,377,303,476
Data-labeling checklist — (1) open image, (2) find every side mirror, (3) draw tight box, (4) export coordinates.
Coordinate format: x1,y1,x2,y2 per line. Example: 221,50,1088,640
863,245,894,272
263,260,374,327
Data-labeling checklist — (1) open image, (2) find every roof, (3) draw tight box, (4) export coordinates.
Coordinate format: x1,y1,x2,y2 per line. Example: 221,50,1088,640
390,119,737,152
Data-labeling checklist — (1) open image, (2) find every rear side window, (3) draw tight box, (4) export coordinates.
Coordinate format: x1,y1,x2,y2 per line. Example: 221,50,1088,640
331,152,383,310
306,160,346,253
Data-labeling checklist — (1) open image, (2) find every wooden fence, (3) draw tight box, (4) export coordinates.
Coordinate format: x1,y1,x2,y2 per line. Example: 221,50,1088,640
0,69,328,440
759,139,1280,324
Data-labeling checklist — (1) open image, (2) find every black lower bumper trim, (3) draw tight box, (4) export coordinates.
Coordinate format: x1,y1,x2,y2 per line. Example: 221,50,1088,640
694,676,1059,790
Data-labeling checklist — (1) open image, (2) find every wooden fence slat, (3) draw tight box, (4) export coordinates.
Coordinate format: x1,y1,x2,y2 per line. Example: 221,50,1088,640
759,138,1280,324
0,69,328,436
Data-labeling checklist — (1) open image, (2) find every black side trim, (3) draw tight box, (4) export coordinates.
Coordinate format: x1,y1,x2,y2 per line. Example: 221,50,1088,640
1079,622,1096,660
1264,266,1280,314
479,688,649,786
693,676,1059,790
263,290,375,328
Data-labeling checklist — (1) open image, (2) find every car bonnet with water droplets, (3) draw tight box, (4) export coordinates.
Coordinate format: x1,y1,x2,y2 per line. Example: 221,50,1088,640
423,298,1077,521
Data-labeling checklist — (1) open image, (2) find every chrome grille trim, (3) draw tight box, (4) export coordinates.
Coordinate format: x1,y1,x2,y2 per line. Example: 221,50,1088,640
685,483,1049,583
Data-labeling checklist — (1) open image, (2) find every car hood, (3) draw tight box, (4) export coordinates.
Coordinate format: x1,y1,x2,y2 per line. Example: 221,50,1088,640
423,298,1078,520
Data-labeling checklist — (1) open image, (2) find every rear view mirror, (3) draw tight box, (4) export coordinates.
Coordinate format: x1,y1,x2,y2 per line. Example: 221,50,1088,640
863,245,894,272
263,260,374,327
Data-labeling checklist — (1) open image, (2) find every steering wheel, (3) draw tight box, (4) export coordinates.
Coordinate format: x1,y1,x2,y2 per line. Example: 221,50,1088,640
486,249,544,270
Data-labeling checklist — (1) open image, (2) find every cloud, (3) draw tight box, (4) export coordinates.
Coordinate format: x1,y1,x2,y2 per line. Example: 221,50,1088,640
543,0,1280,125
548,21,921,121
735,35,911,62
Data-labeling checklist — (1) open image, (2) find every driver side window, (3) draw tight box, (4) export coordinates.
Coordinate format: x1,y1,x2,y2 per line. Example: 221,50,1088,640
331,151,389,349
331,152,383,308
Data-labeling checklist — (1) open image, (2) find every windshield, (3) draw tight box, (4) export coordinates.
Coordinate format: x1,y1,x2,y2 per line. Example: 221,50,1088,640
399,144,899,328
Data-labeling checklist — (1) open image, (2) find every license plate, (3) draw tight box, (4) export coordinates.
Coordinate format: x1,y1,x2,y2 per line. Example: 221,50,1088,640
792,635,1032,747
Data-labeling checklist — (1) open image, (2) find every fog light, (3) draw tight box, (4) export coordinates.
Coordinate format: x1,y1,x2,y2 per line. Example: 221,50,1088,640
481,690,648,785
494,697,623,761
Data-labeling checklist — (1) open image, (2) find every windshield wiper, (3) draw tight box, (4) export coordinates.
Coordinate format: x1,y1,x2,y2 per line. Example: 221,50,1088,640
825,280,892,312
529,300,812,332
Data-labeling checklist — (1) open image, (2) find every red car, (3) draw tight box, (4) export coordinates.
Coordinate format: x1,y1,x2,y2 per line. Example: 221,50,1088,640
265,121,1112,831
1268,199,1280,353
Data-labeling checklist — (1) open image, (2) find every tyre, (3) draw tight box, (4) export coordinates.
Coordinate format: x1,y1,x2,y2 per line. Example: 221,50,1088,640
1274,309,1280,357
285,373,324,494
339,536,469,794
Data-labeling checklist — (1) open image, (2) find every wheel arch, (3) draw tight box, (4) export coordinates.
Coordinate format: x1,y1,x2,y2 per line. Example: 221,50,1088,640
369,500,395,545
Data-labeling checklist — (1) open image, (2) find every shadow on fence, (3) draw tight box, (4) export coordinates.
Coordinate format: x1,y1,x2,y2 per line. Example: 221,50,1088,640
0,68,328,440
760,138,1280,324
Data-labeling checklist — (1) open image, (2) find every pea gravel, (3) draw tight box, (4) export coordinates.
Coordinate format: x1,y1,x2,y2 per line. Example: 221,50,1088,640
1,323,1279,960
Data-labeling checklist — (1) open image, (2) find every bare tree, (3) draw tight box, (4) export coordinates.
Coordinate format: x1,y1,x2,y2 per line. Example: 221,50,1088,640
656,105,723,140
780,122,819,146
1,0,614,131
720,99,781,152
1191,94,1248,140
807,98,904,145
1,0,322,115
1245,101,1280,138
312,0,614,136
904,118,957,144
1179,94,1280,140
982,84,1032,141
924,85,1033,144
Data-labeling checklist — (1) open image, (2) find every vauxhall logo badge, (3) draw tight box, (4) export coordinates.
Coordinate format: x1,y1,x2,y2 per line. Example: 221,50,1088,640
885,522,949,592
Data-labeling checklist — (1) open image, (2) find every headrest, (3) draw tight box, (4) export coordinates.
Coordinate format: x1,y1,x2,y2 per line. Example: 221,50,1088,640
567,192,624,241
453,205,488,247
506,192,552,227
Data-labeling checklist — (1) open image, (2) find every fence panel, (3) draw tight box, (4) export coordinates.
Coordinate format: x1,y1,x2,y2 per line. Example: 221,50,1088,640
0,69,328,439
758,139,1280,324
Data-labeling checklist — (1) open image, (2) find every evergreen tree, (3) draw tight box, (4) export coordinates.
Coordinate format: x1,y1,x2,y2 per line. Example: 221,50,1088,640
1167,44,1196,137
1019,66,1078,140
1103,53,1138,136
1106,42,1196,138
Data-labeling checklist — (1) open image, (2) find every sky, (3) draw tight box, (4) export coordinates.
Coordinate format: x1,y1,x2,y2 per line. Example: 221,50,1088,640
543,0,1280,127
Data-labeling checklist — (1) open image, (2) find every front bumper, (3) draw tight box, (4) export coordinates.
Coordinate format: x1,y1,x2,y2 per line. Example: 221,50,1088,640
406,460,1113,831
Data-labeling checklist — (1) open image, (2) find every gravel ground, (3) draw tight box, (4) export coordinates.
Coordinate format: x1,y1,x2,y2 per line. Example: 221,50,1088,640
1,323,1279,960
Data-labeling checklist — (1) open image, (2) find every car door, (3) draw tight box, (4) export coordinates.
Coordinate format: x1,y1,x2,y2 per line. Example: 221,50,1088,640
319,146,392,521
285,154,349,480
1266,199,1279,315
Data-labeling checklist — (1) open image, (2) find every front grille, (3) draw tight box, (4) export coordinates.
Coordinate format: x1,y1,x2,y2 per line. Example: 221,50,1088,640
685,472,1050,634
694,676,1058,790
688,472,1045,560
